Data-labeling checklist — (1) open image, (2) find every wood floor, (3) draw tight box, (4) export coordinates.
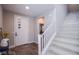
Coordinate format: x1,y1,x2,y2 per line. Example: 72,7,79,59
10,43,38,55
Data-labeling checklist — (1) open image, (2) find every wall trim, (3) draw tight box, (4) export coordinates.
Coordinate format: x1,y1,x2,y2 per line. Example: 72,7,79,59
9,41,37,48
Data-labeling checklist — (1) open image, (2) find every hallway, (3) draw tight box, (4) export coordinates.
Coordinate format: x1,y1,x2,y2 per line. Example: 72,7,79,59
0,4,79,55
0,4,54,55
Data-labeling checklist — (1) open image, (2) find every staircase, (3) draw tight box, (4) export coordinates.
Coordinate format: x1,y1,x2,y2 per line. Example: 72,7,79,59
45,12,79,55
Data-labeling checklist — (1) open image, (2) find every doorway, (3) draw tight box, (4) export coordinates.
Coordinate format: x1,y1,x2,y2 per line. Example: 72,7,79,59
14,15,29,46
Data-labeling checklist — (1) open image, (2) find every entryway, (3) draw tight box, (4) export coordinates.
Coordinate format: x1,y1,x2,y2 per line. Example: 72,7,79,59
14,15,29,46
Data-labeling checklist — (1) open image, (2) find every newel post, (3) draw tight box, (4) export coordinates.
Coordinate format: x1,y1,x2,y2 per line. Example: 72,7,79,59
38,34,41,55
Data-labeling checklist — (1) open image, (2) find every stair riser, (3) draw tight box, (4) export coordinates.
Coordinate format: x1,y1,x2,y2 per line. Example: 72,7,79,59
59,30,79,33
53,41,79,53
57,34,79,39
49,44,77,55
55,38,79,45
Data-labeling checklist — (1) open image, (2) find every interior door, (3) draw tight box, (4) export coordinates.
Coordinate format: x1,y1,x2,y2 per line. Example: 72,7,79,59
14,15,29,46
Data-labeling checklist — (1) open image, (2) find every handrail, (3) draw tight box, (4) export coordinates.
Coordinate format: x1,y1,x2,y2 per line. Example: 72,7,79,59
42,23,55,36
38,20,56,54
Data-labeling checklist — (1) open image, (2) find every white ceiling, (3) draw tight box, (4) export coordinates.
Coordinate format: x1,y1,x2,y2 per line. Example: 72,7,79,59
2,4,54,17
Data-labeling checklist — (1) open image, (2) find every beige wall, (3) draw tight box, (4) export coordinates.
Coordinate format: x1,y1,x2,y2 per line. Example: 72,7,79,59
0,5,3,28
3,10,14,46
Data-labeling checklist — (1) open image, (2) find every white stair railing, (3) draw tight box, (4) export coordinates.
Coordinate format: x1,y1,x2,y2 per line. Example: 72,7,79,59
38,21,56,55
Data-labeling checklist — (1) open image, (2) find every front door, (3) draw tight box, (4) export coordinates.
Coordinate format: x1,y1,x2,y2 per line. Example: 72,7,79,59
14,15,29,46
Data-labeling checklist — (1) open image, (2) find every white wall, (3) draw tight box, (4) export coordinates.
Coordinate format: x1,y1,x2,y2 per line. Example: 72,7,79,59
0,5,3,28
33,18,38,43
34,4,67,43
29,18,36,43
55,4,67,32
34,8,55,43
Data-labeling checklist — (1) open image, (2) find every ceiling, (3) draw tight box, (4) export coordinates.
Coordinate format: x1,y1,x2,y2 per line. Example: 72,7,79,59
2,4,54,17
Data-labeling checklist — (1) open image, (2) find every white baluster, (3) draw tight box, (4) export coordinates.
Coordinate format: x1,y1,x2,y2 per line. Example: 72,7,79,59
38,34,41,55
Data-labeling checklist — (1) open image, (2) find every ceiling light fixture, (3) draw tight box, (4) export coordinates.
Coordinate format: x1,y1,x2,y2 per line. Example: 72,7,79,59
25,6,30,10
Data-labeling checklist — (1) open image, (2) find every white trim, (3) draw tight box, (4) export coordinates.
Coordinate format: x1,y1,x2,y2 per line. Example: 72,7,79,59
13,15,16,47
38,34,42,55
9,41,36,49
42,32,56,55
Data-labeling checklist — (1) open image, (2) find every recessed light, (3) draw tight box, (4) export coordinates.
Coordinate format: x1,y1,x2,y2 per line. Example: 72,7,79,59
25,6,30,10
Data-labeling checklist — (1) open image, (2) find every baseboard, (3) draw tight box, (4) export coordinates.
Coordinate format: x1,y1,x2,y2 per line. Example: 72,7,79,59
42,32,57,55
32,41,38,44
9,41,37,48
